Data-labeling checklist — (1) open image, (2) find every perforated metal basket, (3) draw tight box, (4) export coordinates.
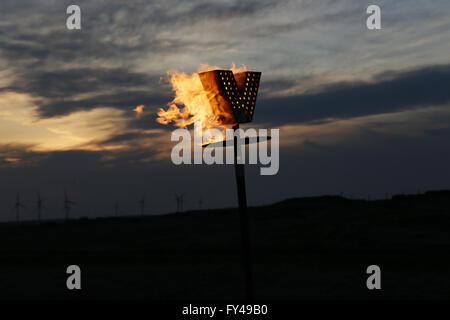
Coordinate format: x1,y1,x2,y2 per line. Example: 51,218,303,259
199,70,261,124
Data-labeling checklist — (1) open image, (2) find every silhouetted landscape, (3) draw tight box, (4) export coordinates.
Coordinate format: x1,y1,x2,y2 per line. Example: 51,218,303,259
1,190,449,299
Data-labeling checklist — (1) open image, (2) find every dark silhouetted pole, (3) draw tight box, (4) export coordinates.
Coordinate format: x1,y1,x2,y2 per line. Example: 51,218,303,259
233,124,253,300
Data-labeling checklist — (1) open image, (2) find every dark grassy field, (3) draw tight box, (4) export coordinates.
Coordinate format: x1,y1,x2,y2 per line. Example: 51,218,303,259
0,191,449,300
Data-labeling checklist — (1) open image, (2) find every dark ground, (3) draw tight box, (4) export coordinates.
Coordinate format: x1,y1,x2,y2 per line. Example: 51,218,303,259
0,191,449,300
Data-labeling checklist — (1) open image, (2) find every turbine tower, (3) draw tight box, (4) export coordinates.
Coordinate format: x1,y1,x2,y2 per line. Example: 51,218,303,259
138,195,145,216
14,192,25,224
175,193,184,213
198,196,203,210
36,192,45,224
64,189,76,221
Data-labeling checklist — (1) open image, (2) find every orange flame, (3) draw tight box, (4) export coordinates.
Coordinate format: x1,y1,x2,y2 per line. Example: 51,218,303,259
133,104,145,118
156,64,248,132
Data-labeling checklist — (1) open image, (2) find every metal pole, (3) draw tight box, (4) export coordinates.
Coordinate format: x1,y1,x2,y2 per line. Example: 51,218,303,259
233,124,253,300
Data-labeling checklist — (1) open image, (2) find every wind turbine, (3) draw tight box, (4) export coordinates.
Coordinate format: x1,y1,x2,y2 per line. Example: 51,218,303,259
175,193,185,213
138,195,145,216
14,192,26,224
64,189,76,221
36,192,45,224
198,196,203,210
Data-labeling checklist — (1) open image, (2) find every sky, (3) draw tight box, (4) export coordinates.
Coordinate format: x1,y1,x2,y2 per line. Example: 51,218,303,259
0,0,449,221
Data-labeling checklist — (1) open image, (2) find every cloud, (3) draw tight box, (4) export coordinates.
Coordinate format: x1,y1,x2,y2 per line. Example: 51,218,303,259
278,105,450,150
3,66,169,118
0,91,133,152
33,87,168,119
7,68,161,99
0,143,46,167
256,64,450,125
1,0,449,123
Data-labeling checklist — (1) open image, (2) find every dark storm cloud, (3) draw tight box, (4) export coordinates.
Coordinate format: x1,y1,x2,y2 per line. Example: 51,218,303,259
6,66,171,118
99,132,148,145
2,0,444,124
260,78,298,94
0,0,266,119
26,63,450,126
36,89,169,118
96,129,166,148
0,139,161,170
0,144,47,167
256,64,450,125
7,68,163,99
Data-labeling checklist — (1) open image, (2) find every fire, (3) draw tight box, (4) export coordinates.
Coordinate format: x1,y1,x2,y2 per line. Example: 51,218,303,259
156,64,248,133
133,104,145,118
